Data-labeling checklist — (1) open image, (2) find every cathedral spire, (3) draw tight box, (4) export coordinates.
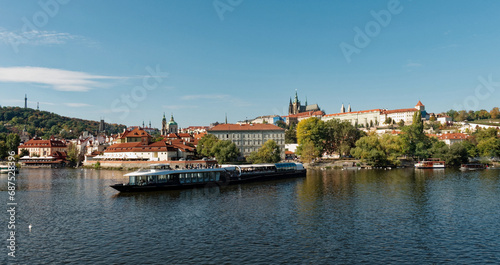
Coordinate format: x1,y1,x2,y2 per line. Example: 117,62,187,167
341,103,345,113
294,89,299,104
348,103,351,113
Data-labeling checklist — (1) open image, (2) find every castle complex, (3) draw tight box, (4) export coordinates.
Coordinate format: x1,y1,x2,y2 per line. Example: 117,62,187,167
288,90,321,115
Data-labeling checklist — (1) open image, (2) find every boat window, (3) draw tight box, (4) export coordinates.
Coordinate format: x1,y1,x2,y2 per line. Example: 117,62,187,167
158,175,167,183
209,172,215,181
215,172,220,181
179,173,185,184
204,172,209,182
186,173,192,183
129,176,136,185
148,176,157,184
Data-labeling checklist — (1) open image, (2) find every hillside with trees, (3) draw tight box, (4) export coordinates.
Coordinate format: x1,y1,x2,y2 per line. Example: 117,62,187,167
0,106,126,140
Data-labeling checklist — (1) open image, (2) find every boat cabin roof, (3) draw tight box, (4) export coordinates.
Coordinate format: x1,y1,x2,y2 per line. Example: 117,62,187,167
125,168,226,177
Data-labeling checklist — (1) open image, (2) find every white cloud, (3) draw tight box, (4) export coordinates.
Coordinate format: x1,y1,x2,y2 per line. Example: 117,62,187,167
0,27,98,47
0,66,120,92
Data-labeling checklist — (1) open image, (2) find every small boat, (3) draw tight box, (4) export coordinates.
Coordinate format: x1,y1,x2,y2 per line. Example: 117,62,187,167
460,164,488,171
415,159,445,169
0,164,19,174
110,162,306,192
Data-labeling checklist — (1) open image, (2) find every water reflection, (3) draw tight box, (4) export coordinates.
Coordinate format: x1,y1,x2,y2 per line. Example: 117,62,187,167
4,168,500,264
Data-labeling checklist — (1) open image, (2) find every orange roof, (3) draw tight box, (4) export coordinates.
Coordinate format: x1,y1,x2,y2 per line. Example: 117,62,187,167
323,109,382,117
120,127,151,138
208,123,285,131
416,101,424,107
437,133,469,140
382,108,418,114
19,138,67,148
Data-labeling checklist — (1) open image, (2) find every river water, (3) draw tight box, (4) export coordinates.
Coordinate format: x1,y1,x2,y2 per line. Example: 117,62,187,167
2,168,500,264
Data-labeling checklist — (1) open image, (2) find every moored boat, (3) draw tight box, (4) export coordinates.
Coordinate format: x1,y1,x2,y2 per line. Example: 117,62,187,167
222,162,306,183
415,159,445,169
460,164,488,171
0,164,19,174
110,162,306,192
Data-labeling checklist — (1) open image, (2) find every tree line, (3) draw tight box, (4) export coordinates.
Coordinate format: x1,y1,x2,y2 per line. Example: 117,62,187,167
0,106,126,140
294,111,499,167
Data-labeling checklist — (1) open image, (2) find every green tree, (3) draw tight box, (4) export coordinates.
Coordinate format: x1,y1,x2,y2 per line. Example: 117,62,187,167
275,120,286,129
323,119,363,156
400,111,429,157
212,140,239,163
285,123,297,144
351,135,386,166
0,141,7,159
444,143,469,167
296,117,325,151
490,107,500,119
351,134,403,166
197,134,219,157
5,133,20,154
296,139,320,163
247,140,281,164
477,137,500,157
66,143,79,167
20,149,29,157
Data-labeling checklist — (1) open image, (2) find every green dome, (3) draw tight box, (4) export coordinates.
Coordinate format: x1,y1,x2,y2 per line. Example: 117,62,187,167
168,114,177,125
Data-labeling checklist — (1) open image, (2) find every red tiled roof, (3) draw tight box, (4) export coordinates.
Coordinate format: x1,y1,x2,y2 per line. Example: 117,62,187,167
382,108,418,114
208,123,285,131
416,101,424,107
120,127,151,138
19,138,67,148
437,133,469,140
323,109,382,117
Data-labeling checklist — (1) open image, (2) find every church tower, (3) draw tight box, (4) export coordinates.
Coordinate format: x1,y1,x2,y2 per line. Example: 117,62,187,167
341,103,345,113
348,104,351,113
167,114,178,134
161,113,167,136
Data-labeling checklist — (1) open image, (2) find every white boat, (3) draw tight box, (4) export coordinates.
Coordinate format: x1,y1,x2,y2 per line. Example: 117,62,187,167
0,164,19,174
415,159,445,169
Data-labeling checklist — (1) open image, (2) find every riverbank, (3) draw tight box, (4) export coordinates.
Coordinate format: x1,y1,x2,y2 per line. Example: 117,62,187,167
82,159,217,170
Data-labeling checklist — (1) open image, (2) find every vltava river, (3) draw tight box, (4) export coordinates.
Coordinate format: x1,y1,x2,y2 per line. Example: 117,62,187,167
2,168,500,264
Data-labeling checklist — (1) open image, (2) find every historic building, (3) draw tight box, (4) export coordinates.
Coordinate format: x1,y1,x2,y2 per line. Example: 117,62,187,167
18,136,68,157
162,114,178,135
380,101,427,125
101,127,194,161
207,123,285,159
322,108,381,128
288,90,320,115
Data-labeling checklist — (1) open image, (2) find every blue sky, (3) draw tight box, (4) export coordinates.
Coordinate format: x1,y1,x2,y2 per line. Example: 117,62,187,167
0,0,499,128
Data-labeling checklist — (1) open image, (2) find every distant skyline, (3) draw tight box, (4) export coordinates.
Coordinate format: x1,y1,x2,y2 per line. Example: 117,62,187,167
0,0,499,128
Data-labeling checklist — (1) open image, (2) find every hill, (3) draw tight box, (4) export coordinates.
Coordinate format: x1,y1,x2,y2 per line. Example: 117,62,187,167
0,106,127,139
